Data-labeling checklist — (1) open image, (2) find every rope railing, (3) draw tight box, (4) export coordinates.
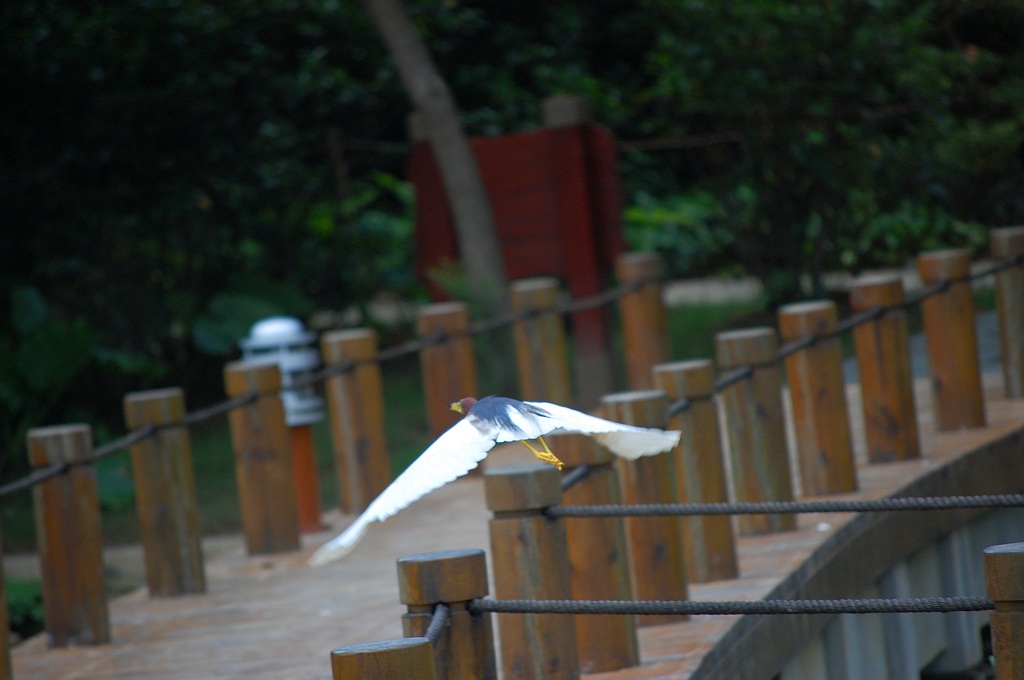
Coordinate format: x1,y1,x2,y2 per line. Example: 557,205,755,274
424,604,450,645
0,275,662,500
468,595,996,617
329,244,1024,679
10,239,1024,675
667,252,1024,418
544,492,1024,519
8,251,1020,499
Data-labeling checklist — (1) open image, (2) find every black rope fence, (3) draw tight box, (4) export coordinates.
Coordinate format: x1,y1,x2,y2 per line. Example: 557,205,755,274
4,250,1022,502
0,275,660,501
668,253,1024,418
468,595,995,617
544,493,1024,519
425,604,450,644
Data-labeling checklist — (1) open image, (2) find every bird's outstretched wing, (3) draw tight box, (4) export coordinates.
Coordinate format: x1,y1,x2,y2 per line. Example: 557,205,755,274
308,418,496,567
523,401,681,460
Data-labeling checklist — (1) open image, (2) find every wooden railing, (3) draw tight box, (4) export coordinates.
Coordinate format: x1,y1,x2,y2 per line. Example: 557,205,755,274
3,227,1024,680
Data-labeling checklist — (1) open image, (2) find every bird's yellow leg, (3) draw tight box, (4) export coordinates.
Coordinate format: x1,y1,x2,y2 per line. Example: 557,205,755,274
520,436,564,470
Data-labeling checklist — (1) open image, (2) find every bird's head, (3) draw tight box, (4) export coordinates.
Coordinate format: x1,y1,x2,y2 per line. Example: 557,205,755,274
449,397,478,414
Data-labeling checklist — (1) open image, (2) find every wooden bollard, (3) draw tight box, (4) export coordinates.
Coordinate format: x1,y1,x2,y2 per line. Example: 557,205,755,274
223,361,301,554
559,441,638,671
123,388,206,596
397,550,496,679
990,227,1024,399
715,328,796,534
616,252,670,390
331,637,437,679
27,424,110,646
917,249,986,430
984,542,1024,679
654,360,739,582
511,277,573,403
849,275,921,462
777,300,858,496
321,329,392,514
418,302,478,437
603,390,689,626
485,465,579,679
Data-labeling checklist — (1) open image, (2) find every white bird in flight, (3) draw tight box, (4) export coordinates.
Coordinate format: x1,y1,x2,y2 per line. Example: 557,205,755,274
308,395,681,567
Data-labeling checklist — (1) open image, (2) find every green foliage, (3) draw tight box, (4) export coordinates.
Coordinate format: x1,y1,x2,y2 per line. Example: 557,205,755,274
407,0,1024,296
0,287,95,478
623,188,754,276
839,196,989,269
2,0,1023,485
6,579,44,640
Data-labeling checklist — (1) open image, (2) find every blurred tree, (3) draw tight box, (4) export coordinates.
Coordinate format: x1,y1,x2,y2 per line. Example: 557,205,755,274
361,0,509,310
1,0,1023,477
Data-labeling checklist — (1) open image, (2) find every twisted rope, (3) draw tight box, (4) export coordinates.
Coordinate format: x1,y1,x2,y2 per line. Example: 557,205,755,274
6,253,1022,497
666,253,1024,418
0,277,661,499
425,604,450,644
560,464,592,491
469,596,994,617
544,493,1024,518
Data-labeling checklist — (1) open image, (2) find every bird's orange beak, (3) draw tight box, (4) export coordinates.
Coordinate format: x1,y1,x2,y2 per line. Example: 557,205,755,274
449,401,463,414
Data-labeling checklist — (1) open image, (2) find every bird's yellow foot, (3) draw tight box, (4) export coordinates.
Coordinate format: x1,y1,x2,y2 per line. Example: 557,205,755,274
521,437,565,470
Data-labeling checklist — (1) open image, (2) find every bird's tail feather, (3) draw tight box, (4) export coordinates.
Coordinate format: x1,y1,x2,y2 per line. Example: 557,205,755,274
308,515,372,567
595,429,680,460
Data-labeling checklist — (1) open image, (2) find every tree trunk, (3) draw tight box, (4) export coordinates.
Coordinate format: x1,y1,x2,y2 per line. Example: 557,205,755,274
360,0,509,309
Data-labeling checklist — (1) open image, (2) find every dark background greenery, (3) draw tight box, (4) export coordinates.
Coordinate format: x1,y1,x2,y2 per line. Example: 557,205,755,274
2,0,1023,486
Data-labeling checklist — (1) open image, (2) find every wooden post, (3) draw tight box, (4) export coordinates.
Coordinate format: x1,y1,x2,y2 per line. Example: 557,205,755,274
331,637,437,679
616,253,669,390
289,423,325,533
123,388,206,596
485,464,579,679
27,424,110,646
397,550,497,679
654,360,739,582
849,275,921,463
223,361,301,554
0,527,11,680
983,542,1024,679
603,390,689,626
558,440,639,671
990,227,1024,399
511,277,573,404
917,249,986,430
715,328,796,534
321,328,392,514
418,302,478,437
777,300,858,496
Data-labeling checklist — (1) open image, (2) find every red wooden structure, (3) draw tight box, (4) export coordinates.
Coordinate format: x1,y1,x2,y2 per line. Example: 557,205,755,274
407,97,627,404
